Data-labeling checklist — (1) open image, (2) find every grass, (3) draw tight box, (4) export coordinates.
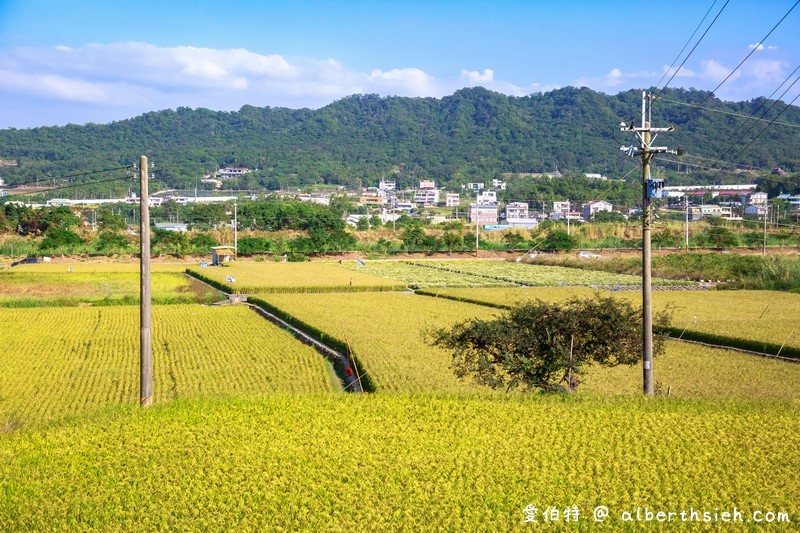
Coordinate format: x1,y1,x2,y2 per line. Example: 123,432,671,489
0,394,797,531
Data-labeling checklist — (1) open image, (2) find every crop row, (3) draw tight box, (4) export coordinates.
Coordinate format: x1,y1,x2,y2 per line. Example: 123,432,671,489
0,394,797,530
186,261,406,294
0,271,222,306
257,292,800,399
338,260,517,288
409,260,692,287
0,305,335,428
419,287,800,360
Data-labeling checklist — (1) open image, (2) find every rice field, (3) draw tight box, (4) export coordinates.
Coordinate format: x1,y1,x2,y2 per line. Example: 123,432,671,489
0,305,336,429
0,271,222,306
257,292,800,400
186,261,406,293
0,394,796,531
421,287,800,353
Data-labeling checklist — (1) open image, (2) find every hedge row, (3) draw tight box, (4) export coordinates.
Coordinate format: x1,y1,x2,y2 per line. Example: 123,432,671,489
247,296,377,393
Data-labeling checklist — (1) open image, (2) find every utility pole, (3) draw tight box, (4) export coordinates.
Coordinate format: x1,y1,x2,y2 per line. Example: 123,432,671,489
763,204,768,256
684,195,689,250
566,198,571,236
474,195,480,258
234,199,238,258
139,155,153,408
620,91,679,396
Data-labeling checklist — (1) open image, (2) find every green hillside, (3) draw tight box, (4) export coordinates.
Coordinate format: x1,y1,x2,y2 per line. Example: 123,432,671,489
1,87,798,194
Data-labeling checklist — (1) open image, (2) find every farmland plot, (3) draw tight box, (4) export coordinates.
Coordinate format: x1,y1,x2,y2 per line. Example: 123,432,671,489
423,287,800,354
338,260,517,288
187,261,406,293
0,305,335,428
410,260,690,287
0,271,222,306
0,394,797,530
258,292,800,400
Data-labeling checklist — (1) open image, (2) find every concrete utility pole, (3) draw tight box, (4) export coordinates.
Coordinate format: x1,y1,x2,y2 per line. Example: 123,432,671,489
139,155,153,408
620,92,679,396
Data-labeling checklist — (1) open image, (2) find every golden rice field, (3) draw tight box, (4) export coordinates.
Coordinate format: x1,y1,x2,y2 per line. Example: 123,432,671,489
0,395,797,531
0,305,336,429
260,292,495,392
422,287,800,352
0,271,222,306
187,261,406,293
339,260,517,287
405,259,689,286
257,292,800,401
7,261,192,273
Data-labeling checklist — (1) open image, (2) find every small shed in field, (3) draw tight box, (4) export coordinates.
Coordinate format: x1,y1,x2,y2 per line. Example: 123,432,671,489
211,246,236,266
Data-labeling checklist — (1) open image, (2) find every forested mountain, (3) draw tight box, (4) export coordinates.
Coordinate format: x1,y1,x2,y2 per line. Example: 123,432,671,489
1,86,799,195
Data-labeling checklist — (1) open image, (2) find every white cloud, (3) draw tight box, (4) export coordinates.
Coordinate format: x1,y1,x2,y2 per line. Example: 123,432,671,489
662,64,695,78
749,43,778,51
461,68,494,84
699,60,739,83
573,67,660,91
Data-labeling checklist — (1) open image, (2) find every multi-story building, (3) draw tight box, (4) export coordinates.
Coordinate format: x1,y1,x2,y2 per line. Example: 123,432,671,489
469,204,498,225
445,193,460,207
582,200,613,220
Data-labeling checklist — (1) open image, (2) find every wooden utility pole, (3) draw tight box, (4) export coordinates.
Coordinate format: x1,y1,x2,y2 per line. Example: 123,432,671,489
620,92,678,396
139,155,153,408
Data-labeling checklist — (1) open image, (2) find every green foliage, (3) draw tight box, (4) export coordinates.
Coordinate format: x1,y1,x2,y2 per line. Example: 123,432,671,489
431,296,670,392
39,228,82,251
93,230,131,253
237,236,272,254
541,229,576,252
2,87,797,195
151,228,188,254
592,210,627,223
96,208,127,233
188,232,218,251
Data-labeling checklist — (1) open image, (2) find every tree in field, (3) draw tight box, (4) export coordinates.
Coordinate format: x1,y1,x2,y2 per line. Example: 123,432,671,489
430,296,670,393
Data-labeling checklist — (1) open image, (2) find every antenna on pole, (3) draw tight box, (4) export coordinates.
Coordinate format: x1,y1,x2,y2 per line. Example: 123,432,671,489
619,92,679,396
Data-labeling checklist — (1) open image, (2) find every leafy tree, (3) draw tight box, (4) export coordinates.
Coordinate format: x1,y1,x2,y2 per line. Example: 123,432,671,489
430,296,670,393
541,229,576,252
593,210,626,223
401,222,426,251
189,232,218,251
97,208,127,233
94,230,131,253
39,228,82,251
151,228,189,254
356,217,370,231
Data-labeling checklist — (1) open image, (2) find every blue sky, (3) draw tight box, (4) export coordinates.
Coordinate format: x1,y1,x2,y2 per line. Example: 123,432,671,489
0,0,797,128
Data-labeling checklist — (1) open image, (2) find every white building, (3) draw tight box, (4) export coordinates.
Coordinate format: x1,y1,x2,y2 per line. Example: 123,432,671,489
585,173,608,180
418,180,436,190
477,191,497,205
505,202,529,219
469,204,498,225
414,189,440,206
553,201,571,214
216,167,251,179
741,191,768,207
689,204,741,221
582,200,613,220
379,180,396,191
492,179,507,190
445,193,460,207
464,182,485,191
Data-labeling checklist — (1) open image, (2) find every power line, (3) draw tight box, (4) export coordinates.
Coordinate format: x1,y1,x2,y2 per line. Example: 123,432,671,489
655,0,730,99
655,0,720,90
659,95,800,130
707,90,800,183
2,175,136,200
0,165,134,190
698,0,800,106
